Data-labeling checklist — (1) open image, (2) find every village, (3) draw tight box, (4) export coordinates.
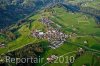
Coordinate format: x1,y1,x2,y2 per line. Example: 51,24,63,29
31,16,68,49
30,10,87,66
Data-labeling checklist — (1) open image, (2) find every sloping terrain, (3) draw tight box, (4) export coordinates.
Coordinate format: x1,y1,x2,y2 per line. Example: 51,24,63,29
0,1,100,66
0,0,65,28
35,6,100,66
0,4,100,66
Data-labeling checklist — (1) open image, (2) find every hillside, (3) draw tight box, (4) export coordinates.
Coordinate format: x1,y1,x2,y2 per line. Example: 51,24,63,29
0,0,65,28
0,0,99,28
35,5,100,66
0,3,100,66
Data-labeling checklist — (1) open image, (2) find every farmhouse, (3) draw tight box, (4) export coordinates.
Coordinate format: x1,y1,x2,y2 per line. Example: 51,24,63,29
47,55,58,62
0,44,5,48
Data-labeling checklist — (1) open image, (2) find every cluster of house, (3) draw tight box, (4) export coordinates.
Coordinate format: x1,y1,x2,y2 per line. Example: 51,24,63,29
40,17,53,26
32,15,69,49
47,55,58,63
49,41,65,49
31,28,68,49
32,13,70,49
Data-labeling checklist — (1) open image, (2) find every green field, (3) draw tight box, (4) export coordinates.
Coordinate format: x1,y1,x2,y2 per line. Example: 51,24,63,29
81,0,100,10
0,14,47,54
35,6,100,66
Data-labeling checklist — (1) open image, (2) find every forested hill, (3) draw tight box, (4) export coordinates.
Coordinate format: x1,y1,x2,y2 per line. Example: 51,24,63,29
0,0,99,29
0,0,64,28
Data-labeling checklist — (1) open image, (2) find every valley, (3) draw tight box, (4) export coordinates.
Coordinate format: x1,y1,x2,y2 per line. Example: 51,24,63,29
0,0,100,66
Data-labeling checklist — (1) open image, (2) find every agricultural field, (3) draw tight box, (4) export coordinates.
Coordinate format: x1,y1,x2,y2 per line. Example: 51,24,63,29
0,14,47,54
35,6,100,66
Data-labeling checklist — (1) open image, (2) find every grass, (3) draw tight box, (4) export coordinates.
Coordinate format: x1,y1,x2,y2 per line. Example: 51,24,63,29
81,1,100,10
51,7,99,35
50,7,100,49
36,43,78,66
37,6,100,66
73,53,93,66
0,34,6,43
0,14,46,54
70,36,100,47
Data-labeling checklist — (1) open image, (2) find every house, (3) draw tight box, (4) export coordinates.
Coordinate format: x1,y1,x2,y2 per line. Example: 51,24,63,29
47,55,58,62
78,48,84,55
82,64,86,66
39,32,44,35
0,44,5,48
84,41,88,44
